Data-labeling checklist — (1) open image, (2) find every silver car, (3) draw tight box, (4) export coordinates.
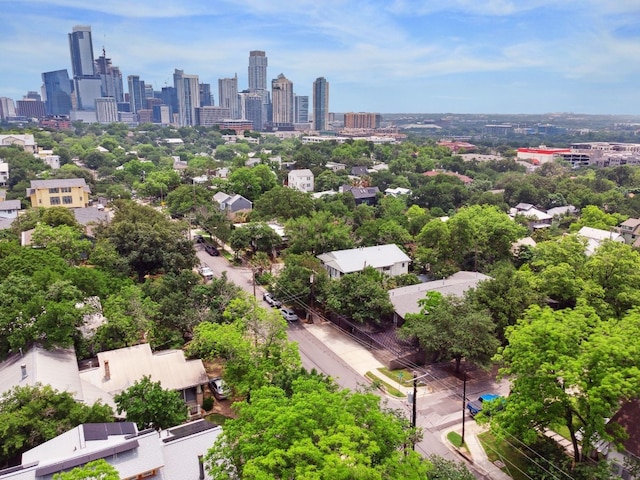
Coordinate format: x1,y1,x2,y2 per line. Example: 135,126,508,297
280,307,299,322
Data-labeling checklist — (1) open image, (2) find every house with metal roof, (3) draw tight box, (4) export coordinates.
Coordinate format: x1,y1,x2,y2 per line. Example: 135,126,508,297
213,191,252,215
317,244,410,279
0,199,21,219
339,185,380,206
0,420,221,480
387,271,491,325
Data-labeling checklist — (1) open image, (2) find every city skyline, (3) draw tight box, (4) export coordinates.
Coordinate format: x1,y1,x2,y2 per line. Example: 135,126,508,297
1,1,640,115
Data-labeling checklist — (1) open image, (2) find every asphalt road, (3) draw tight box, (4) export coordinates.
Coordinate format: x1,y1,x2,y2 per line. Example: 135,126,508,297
195,245,489,476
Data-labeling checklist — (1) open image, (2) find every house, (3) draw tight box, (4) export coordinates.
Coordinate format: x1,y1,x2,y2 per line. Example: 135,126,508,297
350,166,369,176
317,244,411,279
546,205,577,217
385,187,411,197
423,170,473,184
79,343,208,414
0,419,222,480
618,218,640,246
325,161,346,171
0,160,8,186
27,178,91,209
602,399,640,479
0,199,21,219
0,345,117,413
577,226,624,256
388,271,491,325
288,169,314,192
340,185,380,205
511,203,552,229
213,192,253,215
0,134,37,153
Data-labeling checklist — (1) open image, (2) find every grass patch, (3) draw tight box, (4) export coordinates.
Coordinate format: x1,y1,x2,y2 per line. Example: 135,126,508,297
477,431,532,480
365,372,406,398
205,413,231,426
550,424,572,441
376,367,415,387
447,431,465,448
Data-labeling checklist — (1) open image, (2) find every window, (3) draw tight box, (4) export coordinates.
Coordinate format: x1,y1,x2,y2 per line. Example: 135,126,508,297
50,196,61,205
61,186,71,193
48,187,59,193
62,196,73,204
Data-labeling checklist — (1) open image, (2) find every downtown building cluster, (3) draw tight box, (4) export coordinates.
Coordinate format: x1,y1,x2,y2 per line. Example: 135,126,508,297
0,26,331,133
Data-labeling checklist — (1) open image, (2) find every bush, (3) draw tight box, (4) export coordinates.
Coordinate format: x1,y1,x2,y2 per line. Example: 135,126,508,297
202,396,214,411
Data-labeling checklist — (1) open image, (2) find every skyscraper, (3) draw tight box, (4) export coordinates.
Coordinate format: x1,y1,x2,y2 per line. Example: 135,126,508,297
271,74,294,125
248,51,268,91
95,48,124,102
218,75,240,119
68,26,95,77
42,70,73,116
127,75,146,114
0,97,16,120
199,83,213,107
312,77,330,131
173,69,200,127
68,25,101,111
294,95,309,123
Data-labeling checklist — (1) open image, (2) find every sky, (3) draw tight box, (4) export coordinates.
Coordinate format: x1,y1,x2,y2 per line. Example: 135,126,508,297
1,0,640,115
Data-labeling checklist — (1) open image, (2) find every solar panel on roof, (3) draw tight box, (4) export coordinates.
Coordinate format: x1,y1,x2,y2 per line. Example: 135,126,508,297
162,420,217,443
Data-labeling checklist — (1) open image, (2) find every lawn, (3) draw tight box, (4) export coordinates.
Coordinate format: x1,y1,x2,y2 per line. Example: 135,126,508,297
477,431,532,480
376,367,415,387
365,371,406,397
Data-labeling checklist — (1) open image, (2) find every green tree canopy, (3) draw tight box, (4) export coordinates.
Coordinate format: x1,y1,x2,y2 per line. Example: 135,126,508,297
53,459,119,480
114,375,187,430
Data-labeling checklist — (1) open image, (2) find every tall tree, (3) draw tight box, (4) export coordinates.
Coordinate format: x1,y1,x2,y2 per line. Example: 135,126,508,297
53,459,119,480
495,305,640,465
285,210,354,255
114,375,187,430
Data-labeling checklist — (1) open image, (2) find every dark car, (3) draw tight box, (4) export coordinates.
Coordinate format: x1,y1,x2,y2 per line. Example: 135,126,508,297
194,234,204,244
204,244,219,256
467,393,503,417
208,377,229,400
263,292,282,308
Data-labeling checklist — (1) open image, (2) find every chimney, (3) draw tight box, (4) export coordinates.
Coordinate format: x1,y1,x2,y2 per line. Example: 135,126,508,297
104,360,110,380
20,364,27,380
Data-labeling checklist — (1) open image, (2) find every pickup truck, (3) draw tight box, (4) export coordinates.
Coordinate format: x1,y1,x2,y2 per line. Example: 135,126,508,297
467,393,502,417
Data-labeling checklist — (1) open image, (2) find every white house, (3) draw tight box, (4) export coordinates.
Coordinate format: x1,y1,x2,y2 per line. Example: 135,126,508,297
0,420,222,480
317,244,411,279
577,226,624,256
0,199,21,219
287,169,314,192
0,160,8,186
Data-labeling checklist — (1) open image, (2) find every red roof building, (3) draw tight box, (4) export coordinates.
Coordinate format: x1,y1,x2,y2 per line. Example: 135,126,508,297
517,147,571,165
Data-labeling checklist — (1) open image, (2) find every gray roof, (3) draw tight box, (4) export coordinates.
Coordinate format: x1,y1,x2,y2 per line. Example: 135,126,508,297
0,199,21,211
341,185,380,199
317,244,410,275
79,343,208,396
29,178,90,192
0,217,14,230
389,271,491,319
72,207,109,226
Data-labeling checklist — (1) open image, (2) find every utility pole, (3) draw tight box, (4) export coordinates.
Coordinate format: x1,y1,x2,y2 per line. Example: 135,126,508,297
412,371,418,450
461,372,467,446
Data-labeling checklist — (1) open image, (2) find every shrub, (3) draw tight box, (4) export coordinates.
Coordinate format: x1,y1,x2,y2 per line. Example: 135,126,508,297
202,397,214,411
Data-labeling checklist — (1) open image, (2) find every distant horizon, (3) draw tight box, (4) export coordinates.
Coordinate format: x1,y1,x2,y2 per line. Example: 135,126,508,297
2,1,640,115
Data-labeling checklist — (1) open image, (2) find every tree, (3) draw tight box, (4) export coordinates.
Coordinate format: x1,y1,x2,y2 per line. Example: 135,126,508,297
251,185,315,221
273,253,329,307
426,455,475,480
97,200,196,282
114,375,187,430
325,267,395,324
401,294,499,373
53,459,119,480
31,224,93,265
0,384,113,466
165,183,212,218
205,376,428,479
569,204,626,232
494,305,640,465
285,210,354,255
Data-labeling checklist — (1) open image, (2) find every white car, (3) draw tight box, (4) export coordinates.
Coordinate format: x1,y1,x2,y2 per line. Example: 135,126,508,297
198,266,214,280
280,307,299,322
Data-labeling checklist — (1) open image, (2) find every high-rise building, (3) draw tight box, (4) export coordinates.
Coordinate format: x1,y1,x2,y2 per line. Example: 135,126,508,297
95,48,124,102
248,51,268,91
42,70,73,116
312,77,330,131
173,69,200,127
16,99,46,119
68,26,95,77
0,97,17,120
238,91,264,131
271,74,294,125
196,106,231,126
199,83,213,107
294,95,309,124
95,97,118,123
127,75,146,113
68,25,102,111
159,86,177,117
218,75,240,119
344,112,381,130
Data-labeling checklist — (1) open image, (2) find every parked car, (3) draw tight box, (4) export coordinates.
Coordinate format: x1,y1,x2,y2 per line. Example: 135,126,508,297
194,234,204,244
198,265,214,280
263,292,282,308
204,243,219,256
280,307,299,322
208,377,229,400
467,393,503,417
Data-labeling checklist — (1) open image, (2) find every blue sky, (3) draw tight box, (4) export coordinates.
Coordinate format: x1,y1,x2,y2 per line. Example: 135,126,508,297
1,0,640,114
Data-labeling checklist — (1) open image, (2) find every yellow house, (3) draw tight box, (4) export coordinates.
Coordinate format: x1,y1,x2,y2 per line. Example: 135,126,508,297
27,178,91,208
